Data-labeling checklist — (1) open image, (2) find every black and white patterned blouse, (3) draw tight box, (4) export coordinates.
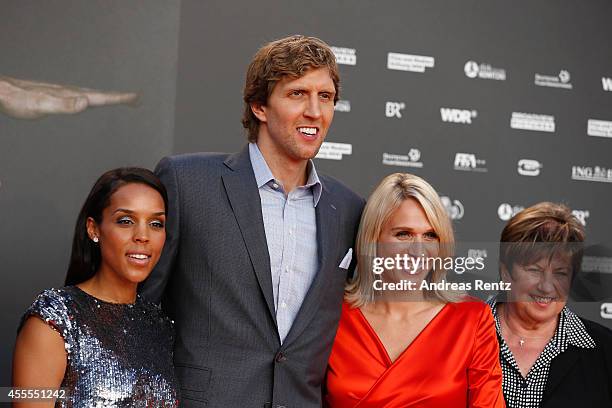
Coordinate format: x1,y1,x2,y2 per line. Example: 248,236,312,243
487,298,596,408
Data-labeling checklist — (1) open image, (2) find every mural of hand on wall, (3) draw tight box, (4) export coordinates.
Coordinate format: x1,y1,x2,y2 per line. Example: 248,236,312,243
0,75,139,119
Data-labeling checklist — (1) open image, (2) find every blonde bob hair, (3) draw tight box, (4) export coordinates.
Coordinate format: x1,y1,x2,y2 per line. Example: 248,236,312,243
345,173,461,307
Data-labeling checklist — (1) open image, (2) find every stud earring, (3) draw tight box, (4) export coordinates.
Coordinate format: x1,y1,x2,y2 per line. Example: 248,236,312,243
92,236,99,243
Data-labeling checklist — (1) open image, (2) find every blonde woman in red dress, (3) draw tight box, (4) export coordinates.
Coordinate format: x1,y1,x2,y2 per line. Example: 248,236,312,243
325,173,505,408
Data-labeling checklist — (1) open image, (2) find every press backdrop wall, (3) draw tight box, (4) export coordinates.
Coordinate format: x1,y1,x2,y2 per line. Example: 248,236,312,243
1,0,611,385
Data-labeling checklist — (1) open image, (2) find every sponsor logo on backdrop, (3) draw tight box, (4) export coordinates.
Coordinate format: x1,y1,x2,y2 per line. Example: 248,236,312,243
582,256,612,274
587,119,612,138
382,149,423,168
518,159,543,176
602,303,612,319
510,112,555,132
454,153,487,172
467,248,488,261
441,196,464,220
440,108,478,124
331,46,356,66
571,165,612,183
602,77,612,92
571,210,590,226
464,60,506,80
315,142,352,160
498,203,524,221
385,102,405,118
387,52,435,73
334,100,351,113
534,70,573,89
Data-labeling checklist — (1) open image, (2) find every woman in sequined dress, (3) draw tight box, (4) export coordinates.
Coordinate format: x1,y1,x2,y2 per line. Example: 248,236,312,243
13,168,179,408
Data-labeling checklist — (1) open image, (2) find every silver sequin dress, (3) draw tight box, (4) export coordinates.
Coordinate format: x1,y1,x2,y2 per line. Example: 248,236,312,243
21,286,179,407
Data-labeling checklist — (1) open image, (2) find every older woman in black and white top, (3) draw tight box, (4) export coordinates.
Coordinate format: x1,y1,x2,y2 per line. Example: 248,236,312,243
488,202,612,408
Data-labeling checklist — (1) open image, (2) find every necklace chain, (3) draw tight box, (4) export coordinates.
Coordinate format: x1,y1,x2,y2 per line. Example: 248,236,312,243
500,305,554,348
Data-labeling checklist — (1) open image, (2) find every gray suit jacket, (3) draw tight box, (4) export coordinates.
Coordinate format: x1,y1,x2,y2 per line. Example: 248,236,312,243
141,145,364,407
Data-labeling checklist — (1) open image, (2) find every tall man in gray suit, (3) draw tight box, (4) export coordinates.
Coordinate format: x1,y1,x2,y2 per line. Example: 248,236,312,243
141,35,364,407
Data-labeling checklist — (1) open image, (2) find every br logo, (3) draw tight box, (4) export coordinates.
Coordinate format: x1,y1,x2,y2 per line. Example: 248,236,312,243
385,102,405,118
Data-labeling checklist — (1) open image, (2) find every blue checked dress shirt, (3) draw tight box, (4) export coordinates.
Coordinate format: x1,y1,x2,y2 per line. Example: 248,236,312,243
249,143,322,343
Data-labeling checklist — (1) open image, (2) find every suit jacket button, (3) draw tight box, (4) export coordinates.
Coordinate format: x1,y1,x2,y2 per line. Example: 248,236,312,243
275,352,287,363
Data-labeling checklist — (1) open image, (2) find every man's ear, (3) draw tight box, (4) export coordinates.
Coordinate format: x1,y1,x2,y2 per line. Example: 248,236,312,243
250,103,267,123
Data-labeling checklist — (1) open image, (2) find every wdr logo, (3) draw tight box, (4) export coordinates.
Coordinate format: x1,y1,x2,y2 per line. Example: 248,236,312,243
603,77,612,92
440,108,477,124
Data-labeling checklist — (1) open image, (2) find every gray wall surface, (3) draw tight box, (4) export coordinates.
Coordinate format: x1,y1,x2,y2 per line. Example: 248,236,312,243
0,1,181,385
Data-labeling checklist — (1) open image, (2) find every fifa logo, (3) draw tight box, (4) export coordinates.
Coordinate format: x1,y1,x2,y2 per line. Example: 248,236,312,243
454,153,477,169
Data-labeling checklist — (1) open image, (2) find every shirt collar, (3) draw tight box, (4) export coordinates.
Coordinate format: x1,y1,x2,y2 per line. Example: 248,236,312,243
249,142,275,188
248,142,322,206
487,296,596,351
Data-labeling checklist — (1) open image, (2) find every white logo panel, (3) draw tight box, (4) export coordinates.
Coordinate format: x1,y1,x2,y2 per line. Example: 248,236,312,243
517,159,543,176
382,150,423,168
315,142,352,160
571,210,590,226
331,46,356,66
498,203,524,221
334,100,351,113
511,112,555,132
587,119,612,138
385,102,405,118
601,303,612,320
441,196,464,220
571,165,612,183
440,108,477,124
535,70,573,89
387,52,435,73
464,60,506,80
454,153,487,172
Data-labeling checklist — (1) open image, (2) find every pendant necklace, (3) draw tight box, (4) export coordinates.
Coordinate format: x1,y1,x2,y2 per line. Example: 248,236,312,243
501,306,553,348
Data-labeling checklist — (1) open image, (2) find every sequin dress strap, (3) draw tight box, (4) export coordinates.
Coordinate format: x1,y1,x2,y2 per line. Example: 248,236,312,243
20,288,76,355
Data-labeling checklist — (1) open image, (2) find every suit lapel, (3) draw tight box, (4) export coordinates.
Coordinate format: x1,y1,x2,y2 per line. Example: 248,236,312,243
283,186,339,345
222,147,277,326
543,348,581,401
